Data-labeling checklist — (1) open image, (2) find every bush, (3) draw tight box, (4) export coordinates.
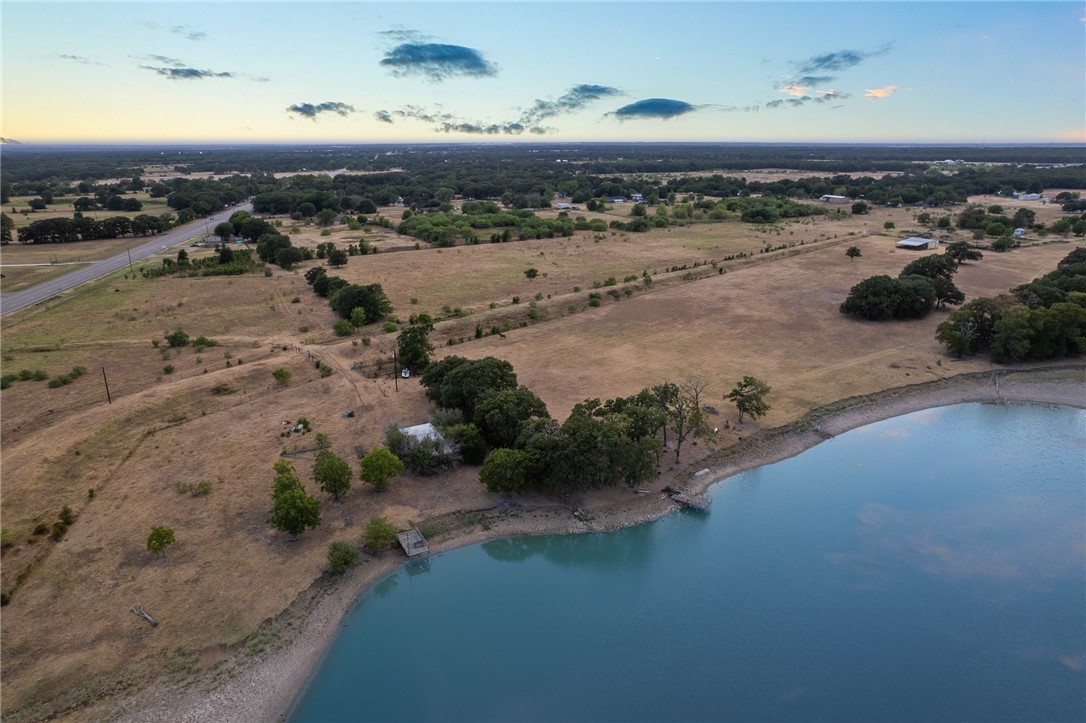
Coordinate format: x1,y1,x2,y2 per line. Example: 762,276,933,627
364,516,397,552
58,506,75,526
165,329,190,348
272,368,292,385
327,541,358,574
163,365,175,375
334,319,354,337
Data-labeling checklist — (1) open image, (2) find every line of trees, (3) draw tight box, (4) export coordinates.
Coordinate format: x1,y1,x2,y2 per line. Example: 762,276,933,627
16,213,175,243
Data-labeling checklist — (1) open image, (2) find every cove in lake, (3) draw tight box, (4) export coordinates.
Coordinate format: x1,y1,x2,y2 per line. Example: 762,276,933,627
292,403,1086,722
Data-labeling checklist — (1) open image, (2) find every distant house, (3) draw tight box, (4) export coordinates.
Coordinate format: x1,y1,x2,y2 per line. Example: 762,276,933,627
607,196,627,204
896,237,938,251
1013,192,1041,201
819,194,849,204
630,193,644,203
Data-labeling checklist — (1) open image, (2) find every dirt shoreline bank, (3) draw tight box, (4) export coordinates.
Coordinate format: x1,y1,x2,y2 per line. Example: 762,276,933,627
114,365,1085,723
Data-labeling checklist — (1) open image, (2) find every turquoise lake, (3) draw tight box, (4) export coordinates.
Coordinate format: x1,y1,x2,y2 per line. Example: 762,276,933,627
291,403,1086,722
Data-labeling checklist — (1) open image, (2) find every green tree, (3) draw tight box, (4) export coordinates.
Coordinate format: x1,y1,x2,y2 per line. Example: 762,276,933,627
990,305,1033,362
272,368,292,385
214,221,234,242
363,516,397,551
1,213,14,244
851,201,869,215
359,446,403,492
313,449,352,500
883,221,895,230
846,246,862,260
900,254,958,281
397,324,435,373
480,448,534,493
147,526,175,557
524,267,539,281
840,275,936,320
327,248,348,267
473,386,550,449
944,241,983,264
435,357,518,419
327,541,358,574
268,461,321,538
727,376,772,424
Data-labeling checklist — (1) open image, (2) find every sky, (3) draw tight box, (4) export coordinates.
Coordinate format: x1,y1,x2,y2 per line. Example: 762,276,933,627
2,1,1084,145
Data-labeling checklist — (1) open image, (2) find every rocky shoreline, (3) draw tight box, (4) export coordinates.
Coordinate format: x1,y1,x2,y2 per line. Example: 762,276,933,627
113,365,1086,723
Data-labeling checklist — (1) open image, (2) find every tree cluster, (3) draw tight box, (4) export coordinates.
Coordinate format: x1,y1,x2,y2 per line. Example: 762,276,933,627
16,213,174,244
841,249,968,321
303,266,392,325
936,248,1086,362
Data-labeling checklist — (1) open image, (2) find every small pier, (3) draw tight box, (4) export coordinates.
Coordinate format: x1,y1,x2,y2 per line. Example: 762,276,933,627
671,492,710,511
396,527,429,557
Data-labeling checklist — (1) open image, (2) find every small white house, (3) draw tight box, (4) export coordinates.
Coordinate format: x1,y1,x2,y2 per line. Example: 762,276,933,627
1013,192,1041,201
398,422,454,453
630,193,644,203
896,237,938,251
819,194,849,204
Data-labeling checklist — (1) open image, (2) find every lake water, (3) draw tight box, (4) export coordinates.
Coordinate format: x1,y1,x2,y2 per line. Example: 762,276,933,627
292,403,1086,722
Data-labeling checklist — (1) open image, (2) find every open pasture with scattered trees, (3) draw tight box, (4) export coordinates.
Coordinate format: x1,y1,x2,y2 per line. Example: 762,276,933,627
1,142,1083,721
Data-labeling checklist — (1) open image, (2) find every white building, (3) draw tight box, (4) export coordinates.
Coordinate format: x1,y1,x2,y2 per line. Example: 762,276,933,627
896,237,939,251
819,194,850,204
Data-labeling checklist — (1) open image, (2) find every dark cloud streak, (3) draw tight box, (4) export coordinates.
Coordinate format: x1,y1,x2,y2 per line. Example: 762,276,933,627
609,98,698,120
140,66,234,80
380,43,497,81
286,102,356,120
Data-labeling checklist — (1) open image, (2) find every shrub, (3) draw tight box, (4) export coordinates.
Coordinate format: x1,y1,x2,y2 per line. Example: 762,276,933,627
272,368,292,385
58,506,75,526
163,365,175,375
327,541,358,574
363,516,397,552
165,329,190,348
334,319,354,337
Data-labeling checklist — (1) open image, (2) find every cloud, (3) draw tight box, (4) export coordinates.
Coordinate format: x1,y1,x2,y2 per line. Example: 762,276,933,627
374,110,394,124
140,65,234,80
778,82,810,98
55,53,105,66
437,121,526,135
797,45,889,75
145,54,185,66
380,42,497,81
864,85,899,100
144,22,207,41
519,84,623,124
608,98,699,120
286,102,356,120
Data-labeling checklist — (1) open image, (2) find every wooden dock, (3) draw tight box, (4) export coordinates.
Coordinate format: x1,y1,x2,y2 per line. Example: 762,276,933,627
396,527,429,557
671,492,710,511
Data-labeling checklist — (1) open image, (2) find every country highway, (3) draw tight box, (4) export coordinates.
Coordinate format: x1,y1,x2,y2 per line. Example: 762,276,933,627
0,203,252,316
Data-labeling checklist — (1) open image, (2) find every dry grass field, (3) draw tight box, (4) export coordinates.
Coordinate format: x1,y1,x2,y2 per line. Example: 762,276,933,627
0,192,1082,721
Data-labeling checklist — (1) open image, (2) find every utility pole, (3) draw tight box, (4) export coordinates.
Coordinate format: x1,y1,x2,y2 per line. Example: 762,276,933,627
101,366,112,404
127,248,134,274
393,349,398,391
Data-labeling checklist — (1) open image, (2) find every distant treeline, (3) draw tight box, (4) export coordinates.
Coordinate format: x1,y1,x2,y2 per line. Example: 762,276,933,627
2,142,1083,184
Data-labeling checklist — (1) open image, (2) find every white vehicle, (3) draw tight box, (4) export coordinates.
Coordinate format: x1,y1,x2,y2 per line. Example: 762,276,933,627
400,368,411,378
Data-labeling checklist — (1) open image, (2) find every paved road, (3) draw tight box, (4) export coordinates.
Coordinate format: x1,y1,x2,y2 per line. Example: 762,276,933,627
0,203,252,316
